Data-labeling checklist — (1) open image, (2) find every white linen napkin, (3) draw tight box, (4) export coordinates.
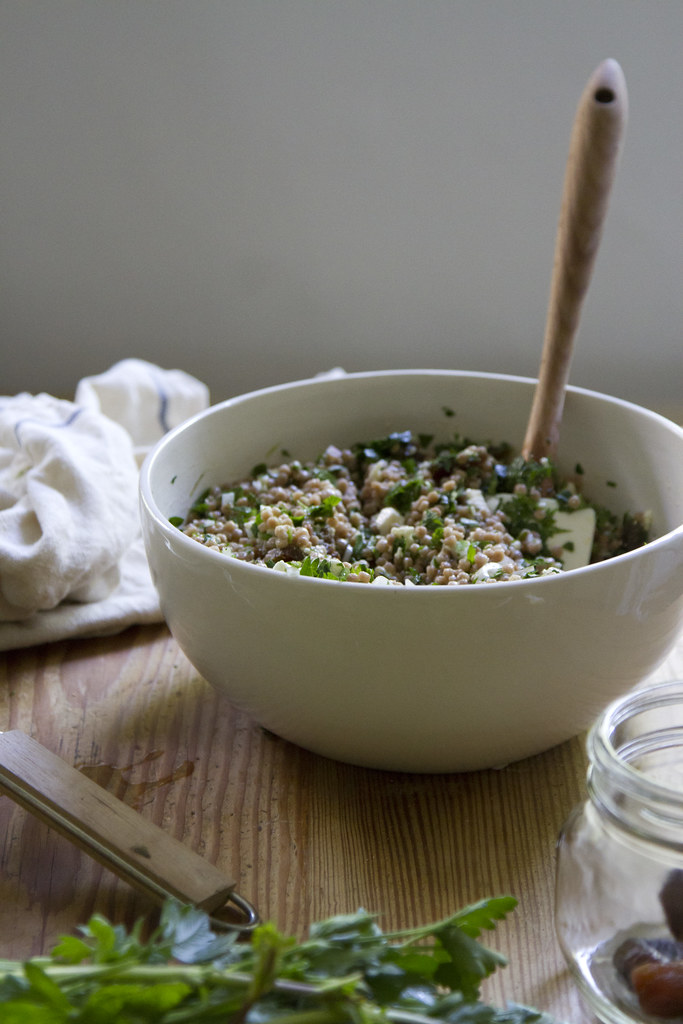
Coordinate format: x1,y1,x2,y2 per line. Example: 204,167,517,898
0,359,209,651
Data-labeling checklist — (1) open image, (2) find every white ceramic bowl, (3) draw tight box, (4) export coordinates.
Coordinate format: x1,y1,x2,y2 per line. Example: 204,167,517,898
140,371,683,772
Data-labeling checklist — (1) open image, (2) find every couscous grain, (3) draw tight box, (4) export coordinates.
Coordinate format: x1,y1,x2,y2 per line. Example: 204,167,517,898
176,430,649,585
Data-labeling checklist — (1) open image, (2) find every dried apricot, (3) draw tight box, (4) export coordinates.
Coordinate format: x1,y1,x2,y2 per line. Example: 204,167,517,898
614,938,683,985
631,961,683,1017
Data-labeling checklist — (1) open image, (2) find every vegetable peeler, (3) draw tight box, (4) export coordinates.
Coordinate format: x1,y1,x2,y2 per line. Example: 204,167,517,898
0,730,259,932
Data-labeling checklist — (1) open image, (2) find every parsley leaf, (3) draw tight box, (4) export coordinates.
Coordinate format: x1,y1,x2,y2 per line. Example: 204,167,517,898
385,479,422,514
189,488,212,515
423,509,445,544
501,456,555,492
308,495,342,521
0,896,562,1024
501,495,559,548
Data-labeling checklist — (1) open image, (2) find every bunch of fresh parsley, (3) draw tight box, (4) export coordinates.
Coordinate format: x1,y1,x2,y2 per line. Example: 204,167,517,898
0,896,558,1024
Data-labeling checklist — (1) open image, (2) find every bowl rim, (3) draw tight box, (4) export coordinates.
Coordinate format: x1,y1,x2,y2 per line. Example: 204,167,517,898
139,368,683,593
145,367,683,444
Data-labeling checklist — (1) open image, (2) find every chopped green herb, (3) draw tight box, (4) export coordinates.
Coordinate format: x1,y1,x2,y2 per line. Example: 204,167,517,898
385,479,422,515
227,503,257,529
423,508,445,544
431,447,460,476
298,555,371,581
521,557,561,578
308,494,341,521
555,488,576,507
312,466,340,483
251,462,268,477
619,511,650,553
352,430,419,472
352,527,375,559
168,516,184,528
299,555,336,578
501,494,559,549
189,488,212,515
503,455,555,492
249,509,263,536
459,517,482,530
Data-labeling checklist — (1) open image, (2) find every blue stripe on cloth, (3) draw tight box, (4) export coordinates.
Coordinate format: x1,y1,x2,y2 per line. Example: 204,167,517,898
11,406,84,445
146,367,170,434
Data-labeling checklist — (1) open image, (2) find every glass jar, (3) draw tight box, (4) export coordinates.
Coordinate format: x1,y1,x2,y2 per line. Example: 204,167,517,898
556,680,683,1024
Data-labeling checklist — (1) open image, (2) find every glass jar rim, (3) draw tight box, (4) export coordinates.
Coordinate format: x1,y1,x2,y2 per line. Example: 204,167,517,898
589,679,683,814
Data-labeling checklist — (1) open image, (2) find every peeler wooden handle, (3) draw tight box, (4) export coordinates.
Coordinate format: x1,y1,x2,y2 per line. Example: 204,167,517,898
0,730,258,931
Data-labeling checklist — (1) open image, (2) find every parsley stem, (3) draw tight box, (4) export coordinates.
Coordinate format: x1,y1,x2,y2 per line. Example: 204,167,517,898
0,959,363,997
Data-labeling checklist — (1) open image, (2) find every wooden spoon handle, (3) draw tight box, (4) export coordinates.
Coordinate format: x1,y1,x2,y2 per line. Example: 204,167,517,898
522,58,628,461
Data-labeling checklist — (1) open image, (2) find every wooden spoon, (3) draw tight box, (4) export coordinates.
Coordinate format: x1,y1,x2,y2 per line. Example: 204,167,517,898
522,58,628,462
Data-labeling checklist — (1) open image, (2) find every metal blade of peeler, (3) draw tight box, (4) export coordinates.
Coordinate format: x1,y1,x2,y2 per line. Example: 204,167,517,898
0,730,258,932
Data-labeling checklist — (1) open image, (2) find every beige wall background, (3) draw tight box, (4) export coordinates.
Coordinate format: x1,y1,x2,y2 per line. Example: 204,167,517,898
1,1,681,417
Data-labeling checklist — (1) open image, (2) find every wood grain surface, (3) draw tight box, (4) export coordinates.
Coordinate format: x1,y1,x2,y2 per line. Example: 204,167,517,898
1,623,682,1021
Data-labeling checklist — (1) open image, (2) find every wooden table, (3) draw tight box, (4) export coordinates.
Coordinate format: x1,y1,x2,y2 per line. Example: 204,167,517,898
1,624,681,1021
